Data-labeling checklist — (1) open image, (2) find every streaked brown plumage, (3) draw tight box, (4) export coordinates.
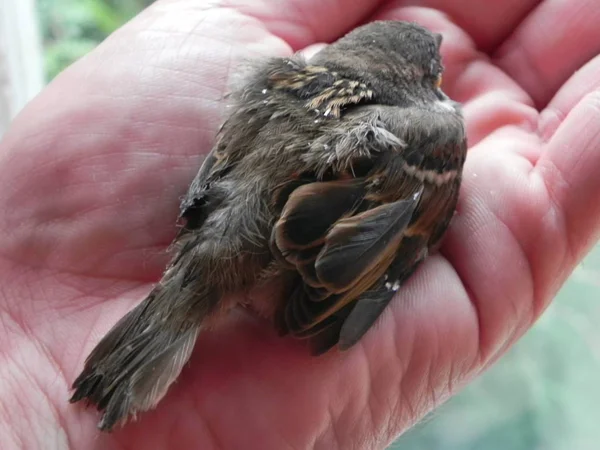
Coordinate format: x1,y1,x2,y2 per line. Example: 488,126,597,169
70,20,467,431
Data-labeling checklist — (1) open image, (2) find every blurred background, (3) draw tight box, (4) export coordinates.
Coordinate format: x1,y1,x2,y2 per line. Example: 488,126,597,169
0,1,598,448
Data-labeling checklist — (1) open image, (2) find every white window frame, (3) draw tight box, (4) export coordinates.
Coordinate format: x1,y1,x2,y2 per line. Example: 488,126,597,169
0,0,44,136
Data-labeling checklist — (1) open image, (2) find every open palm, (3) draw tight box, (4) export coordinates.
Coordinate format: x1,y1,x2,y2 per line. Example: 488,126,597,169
1,1,599,448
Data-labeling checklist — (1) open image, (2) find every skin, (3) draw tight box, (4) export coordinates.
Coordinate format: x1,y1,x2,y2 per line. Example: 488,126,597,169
0,0,599,448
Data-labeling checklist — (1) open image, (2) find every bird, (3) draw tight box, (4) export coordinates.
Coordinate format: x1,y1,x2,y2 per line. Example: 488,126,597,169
69,20,467,431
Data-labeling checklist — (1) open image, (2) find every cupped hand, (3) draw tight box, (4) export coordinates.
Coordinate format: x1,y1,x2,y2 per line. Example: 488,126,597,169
1,1,599,448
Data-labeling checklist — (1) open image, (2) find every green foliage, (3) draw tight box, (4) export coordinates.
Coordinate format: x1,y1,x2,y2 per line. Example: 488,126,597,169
37,0,154,80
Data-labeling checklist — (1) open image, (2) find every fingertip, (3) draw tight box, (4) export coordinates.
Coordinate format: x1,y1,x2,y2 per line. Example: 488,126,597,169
495,0,600,107
542,55,600,137
298,43,328,61
224,0,379,50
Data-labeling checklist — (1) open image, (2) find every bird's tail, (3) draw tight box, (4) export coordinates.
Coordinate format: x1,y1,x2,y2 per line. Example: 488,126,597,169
70,283,203,431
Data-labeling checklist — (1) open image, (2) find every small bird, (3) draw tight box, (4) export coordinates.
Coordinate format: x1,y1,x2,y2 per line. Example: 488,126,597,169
70,20,467,431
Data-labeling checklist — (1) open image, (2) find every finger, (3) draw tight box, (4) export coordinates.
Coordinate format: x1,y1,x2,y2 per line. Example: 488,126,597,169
370,0,540,51
225,0,381,49
536,77,600,267
495,0,600,107
299,43,328,60
539,56,600,141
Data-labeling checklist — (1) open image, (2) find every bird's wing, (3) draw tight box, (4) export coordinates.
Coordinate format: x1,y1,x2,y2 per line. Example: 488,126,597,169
272,105,465,354
273,176,424,353
265,56,375,118
178,56,374,235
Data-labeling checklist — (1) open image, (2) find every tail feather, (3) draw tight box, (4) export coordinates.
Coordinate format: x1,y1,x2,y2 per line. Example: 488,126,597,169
70,288,200,431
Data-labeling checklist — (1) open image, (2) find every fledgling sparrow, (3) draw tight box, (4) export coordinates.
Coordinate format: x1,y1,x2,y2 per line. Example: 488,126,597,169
70,20,467,431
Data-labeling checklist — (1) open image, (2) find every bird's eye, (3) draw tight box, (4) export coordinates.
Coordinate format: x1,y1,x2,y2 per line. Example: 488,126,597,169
435,73,443,89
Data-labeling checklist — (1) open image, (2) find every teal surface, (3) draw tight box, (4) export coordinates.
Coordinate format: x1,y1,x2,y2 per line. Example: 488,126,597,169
392,244,600,449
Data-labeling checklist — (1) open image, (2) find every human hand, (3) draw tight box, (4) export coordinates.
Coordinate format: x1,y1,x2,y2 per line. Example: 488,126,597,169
1,0,599,448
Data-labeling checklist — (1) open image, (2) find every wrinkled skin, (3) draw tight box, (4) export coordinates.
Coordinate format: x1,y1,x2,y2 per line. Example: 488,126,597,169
1,0,600,448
